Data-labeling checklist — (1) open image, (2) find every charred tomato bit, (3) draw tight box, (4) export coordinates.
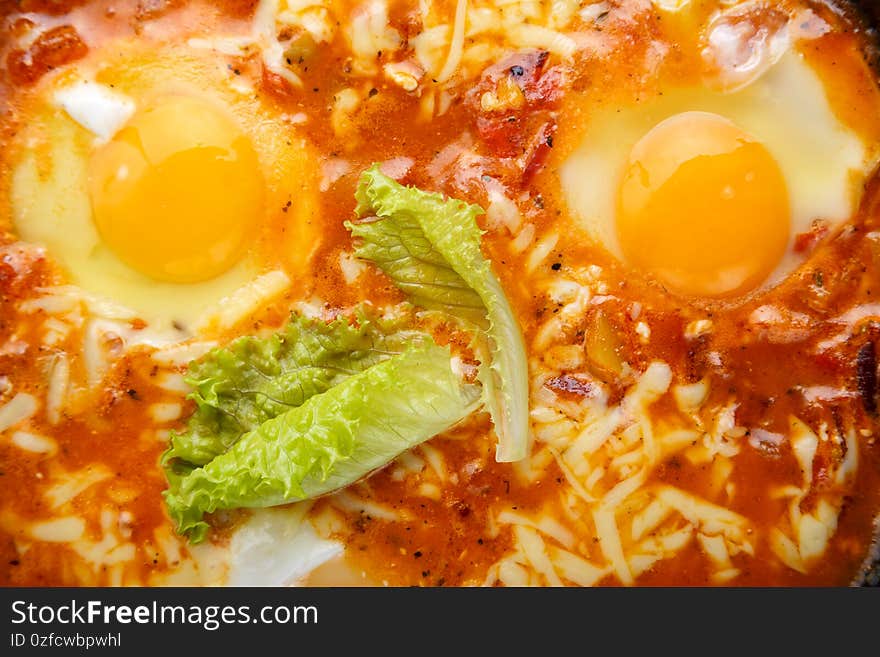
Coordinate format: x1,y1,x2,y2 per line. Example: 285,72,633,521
794,219,830,253
6,24,88,86
135,0,185,21
520,121,557,185
856,340,878,416
545,374,596,398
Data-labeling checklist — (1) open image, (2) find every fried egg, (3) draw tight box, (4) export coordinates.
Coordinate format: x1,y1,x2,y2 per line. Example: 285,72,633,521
560,50,870,299
9,44,319,336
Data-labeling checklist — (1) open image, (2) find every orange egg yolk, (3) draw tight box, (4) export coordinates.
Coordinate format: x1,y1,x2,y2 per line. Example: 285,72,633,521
616,111,790,298
88,96,263,283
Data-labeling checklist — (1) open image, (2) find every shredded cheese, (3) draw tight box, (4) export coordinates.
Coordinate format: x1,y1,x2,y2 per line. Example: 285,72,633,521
0,393,38,432
11,430,57,455
45,466,112,509
194,270,290,333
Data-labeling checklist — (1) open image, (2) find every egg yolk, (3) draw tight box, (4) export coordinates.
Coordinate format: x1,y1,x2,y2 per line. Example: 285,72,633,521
88,96,263,283
616,111,790,297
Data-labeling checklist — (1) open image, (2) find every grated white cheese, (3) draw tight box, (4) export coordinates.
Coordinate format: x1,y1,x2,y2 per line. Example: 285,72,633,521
45,353,69,426
418,443,448,482
547,546,608,586
631,499,672,542
514,526,564,586
155,372,191,394
11,430,57,454
593,508,632,585
498,509,576,550
789,416,818,488
684,319,714,340
486,186,523,235
673,379,709,412
150,403,183,423
151,341,218,367
526,232,560,274
417,482,442,500
0,393,38,432
331,490,406,521
45,466,112,509
435,0,469,83
506,23,577,57
320,158,353,192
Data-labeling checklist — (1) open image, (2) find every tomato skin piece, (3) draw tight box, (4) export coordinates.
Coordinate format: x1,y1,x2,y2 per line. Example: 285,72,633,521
6,24,88,86
794,220,831,254
521,120,556,185
467,49,566,181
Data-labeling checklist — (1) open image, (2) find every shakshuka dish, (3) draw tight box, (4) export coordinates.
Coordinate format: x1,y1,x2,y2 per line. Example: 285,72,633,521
1,0,880,586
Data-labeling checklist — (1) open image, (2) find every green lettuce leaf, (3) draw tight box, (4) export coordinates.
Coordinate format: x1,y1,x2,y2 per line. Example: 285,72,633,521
163,309,421,469
164,342,480,542
346,166,530,462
